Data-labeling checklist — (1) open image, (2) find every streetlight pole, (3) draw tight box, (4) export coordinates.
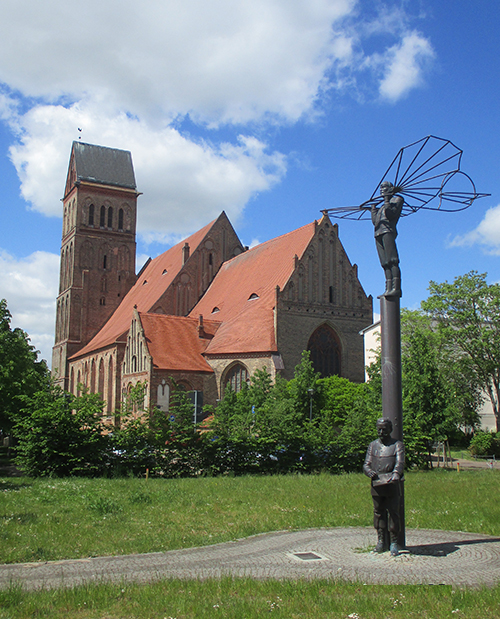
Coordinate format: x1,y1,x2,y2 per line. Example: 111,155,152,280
307,388,314,422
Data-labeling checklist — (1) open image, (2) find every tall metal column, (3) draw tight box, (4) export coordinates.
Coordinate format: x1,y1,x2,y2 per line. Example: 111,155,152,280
380,295,405,548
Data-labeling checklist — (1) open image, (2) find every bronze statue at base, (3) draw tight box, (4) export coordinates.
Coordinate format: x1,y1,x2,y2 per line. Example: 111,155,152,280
363,418,405,556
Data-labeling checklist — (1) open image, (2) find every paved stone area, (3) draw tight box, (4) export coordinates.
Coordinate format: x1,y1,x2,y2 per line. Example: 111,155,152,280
1,528,500,591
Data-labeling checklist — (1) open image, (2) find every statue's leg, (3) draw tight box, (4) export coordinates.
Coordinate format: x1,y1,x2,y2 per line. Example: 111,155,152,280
376,236,393,295
384,268,393,294
382,234,401,297
390,264,401,296
372,496,388,552
387,495,401,556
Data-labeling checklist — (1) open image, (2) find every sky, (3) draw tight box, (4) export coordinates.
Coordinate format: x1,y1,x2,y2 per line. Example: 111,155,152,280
0,0,499,366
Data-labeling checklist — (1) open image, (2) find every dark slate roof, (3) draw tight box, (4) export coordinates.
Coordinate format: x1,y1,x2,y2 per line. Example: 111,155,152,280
72,142,136,189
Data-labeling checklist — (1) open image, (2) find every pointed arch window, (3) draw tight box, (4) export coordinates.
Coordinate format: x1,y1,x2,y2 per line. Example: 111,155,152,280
98,359,105,400
307,324,341,378
118,208,124,230
107,207,113,229
100,206,105,227
224,363,249,393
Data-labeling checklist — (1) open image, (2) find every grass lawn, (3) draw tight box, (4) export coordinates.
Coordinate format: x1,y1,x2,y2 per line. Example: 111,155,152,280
0,469,499,618
2,578,500,619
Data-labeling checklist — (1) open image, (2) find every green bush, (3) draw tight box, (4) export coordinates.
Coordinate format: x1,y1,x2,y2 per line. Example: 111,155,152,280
469,431,500,457
13,385,108,477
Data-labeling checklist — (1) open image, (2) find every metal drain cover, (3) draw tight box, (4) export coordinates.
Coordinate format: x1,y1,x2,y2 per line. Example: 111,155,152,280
293,552,322,561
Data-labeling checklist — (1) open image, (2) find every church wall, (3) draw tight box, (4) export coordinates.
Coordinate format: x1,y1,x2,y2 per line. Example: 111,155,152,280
275,305,368,382
276,217,372,382
147,371,218,412
68,343,125,423
205,354,277,399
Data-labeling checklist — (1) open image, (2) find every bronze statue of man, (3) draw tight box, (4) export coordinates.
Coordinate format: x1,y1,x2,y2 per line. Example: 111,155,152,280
371,181,404,297
363,418,405,556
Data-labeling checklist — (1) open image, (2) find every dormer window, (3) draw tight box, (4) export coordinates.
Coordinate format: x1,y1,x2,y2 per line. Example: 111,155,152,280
162,269,168,275
248,293,259,300
211,307,220,313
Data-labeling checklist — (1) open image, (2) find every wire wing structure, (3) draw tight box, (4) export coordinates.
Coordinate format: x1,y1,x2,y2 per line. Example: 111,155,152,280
324,135,490,220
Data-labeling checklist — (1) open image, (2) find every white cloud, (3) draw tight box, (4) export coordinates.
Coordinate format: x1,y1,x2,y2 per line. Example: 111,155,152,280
449,204,500,255
378,31,434,101
0,0,356,125
0,249,60,364
0,1,435,241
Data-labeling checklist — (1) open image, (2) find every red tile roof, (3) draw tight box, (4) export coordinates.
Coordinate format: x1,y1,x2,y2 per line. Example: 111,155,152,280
72,218,217,358
140,313,220,372
190,221,316,355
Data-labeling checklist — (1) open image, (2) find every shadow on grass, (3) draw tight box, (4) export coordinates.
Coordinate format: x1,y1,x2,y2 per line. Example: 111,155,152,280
0,478,32,491
408,537,500,557
0,464,25,478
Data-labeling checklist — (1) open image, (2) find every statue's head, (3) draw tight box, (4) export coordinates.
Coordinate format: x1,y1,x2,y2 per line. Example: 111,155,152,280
376,417,393,438
380,181,394,197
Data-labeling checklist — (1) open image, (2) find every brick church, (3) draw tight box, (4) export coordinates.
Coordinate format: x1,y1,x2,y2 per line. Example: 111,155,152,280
52,141,373,422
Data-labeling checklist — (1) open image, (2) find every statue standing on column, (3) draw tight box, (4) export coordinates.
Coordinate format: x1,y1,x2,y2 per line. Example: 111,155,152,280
371,181,403,297
363,418,405,556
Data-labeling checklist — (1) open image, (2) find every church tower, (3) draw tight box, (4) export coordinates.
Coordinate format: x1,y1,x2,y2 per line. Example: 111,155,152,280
52,142,139,389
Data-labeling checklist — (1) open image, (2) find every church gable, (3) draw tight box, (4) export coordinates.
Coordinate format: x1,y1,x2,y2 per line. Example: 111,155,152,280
122,310,152,377
276,214,372,382
281,214,370,309
64,151,77,199
152,211,244,317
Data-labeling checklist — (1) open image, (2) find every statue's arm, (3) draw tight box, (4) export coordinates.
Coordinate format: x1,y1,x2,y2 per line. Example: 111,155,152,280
390,441,405,481
387,195,404,219
363,443,377,479
370,205,378,226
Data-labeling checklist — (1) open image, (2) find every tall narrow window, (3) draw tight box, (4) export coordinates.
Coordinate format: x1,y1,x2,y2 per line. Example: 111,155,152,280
118,208,124,230
100,206,105,227
89,204,94,226
107,207,113,228
107,358,114,413
103,255,107,270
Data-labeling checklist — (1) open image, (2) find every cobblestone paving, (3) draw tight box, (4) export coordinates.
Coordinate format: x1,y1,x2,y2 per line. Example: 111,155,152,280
1,528,499,591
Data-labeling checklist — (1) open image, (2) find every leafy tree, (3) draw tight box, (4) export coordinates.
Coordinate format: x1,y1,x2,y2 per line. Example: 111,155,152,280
206,352,374,474
13,384,107,477
109,382,161,476
422,271,500,432
401,310,456,466
160,383,204,477
0,299,49,433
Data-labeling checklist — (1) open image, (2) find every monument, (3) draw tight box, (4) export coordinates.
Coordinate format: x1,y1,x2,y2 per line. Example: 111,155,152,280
323,135,489,553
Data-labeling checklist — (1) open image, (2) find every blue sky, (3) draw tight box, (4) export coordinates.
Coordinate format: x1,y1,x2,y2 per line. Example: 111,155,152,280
0,0,499,365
